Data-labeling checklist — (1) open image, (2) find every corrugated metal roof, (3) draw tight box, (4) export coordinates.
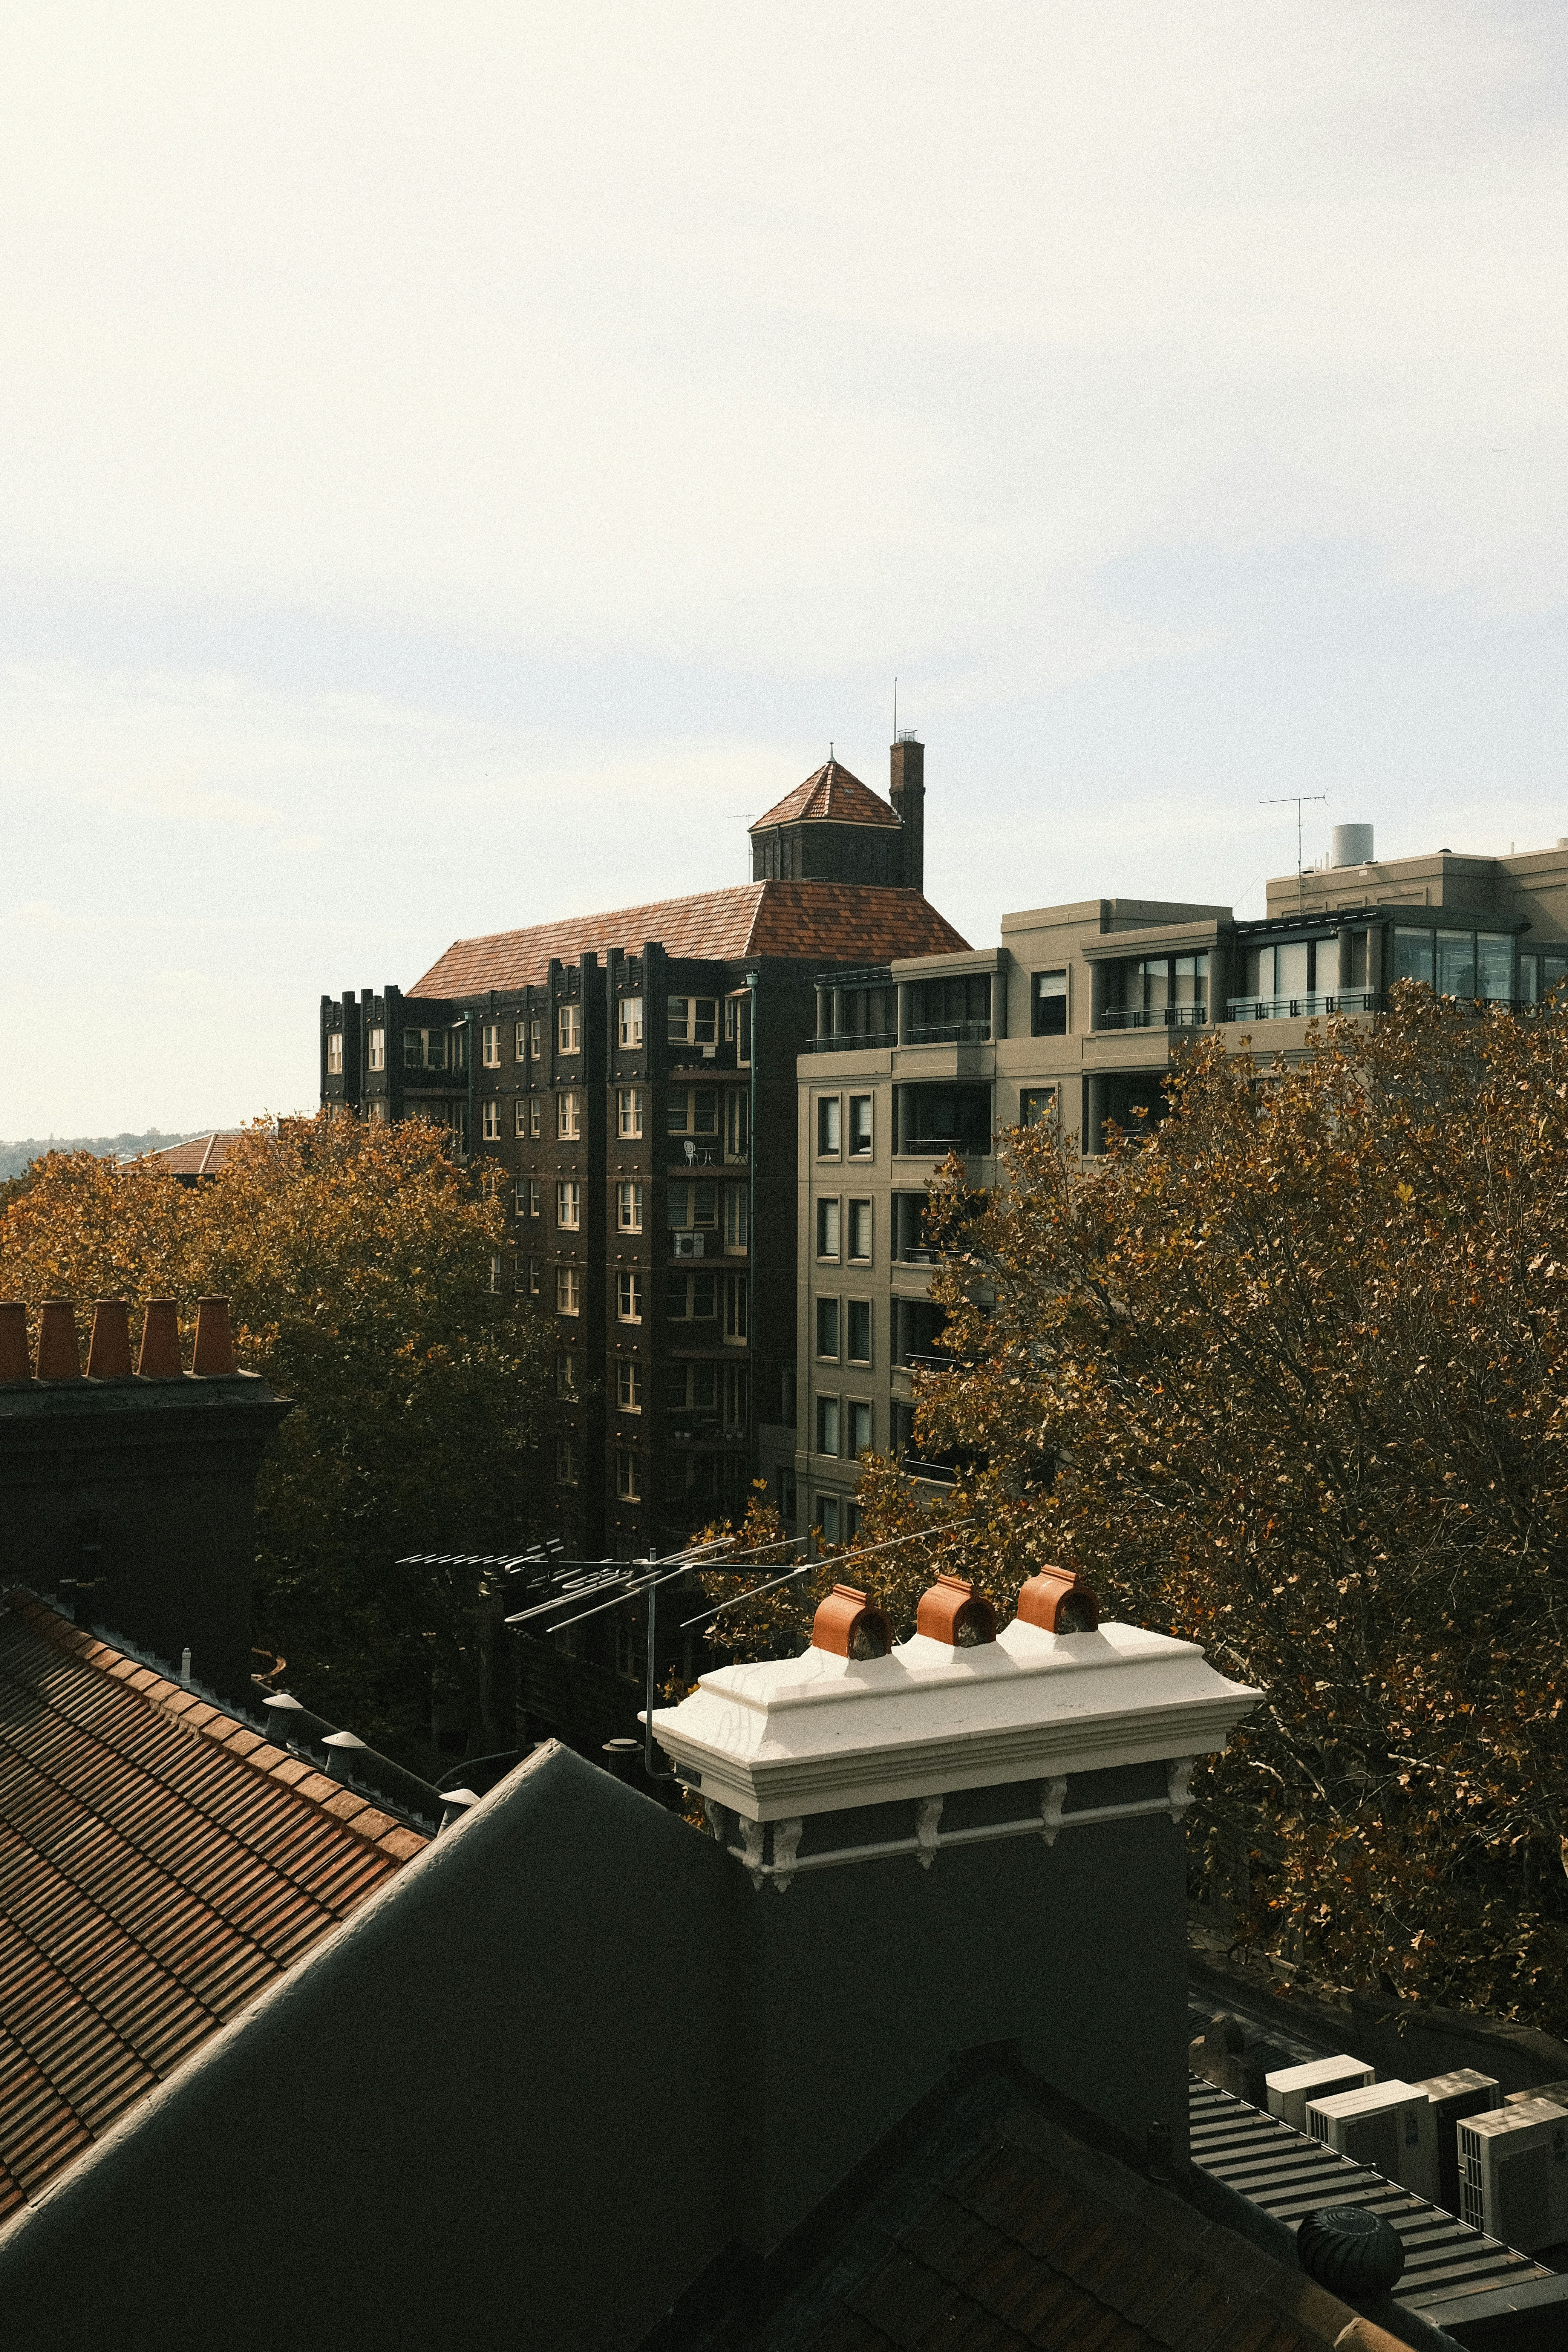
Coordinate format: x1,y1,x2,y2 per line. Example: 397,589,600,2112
0,1594,424,2218
749,760,902,833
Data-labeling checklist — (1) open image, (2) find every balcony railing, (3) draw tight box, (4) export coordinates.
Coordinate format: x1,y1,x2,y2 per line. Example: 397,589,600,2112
806,1029,897,1053
906,1020,992,1045
1224,991,1384,1023
1098,1005,1207,1031
896,1136,992,1159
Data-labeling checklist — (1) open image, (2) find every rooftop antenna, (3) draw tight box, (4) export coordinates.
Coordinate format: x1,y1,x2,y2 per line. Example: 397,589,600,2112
1260,793,1327,913
893,675,897,737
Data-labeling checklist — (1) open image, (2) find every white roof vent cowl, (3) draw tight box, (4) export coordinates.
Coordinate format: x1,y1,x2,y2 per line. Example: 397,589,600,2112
1332,823,1374,868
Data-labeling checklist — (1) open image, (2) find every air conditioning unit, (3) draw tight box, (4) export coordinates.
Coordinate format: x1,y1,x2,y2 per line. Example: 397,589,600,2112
1306,2080,1439,2205
673,1233,704,1258
1266,2054,1375,2133
1457,2099,1568,2251
1412,2070,1502,2218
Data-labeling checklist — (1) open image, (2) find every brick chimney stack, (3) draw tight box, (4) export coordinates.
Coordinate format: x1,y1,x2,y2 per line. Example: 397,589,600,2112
889,731,925,892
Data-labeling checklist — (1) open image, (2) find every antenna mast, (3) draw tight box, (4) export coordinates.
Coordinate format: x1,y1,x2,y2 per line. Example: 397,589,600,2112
1260,793,1328,913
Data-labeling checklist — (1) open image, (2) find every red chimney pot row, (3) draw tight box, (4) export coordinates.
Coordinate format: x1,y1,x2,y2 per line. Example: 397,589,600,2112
0,1298,237,1383
811,1565,1101,1655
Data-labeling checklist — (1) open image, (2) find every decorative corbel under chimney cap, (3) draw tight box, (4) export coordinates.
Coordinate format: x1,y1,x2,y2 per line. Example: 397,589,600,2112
36,1300,83,1383
0,1302,29,1384
1015,1567,1101,1636
916,1573,997,1648
812,1583,892,1660
191,1296,236,1377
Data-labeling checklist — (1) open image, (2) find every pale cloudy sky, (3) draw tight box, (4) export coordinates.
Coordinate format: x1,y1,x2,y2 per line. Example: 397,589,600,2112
3,3,1567,1134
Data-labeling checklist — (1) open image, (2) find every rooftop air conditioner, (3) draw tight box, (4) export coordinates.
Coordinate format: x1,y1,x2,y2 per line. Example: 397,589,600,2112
1266,2054,1374,2134
674,1233,704,1258
1457,2099,1568,2251
1412,2070,1502,2218
1306,2081,1439,2205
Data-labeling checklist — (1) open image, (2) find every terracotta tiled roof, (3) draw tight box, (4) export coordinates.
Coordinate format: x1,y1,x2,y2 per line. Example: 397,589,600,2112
136,1133,237,1179
0,1592,424,2218
749,759,902,833
410,882,968,998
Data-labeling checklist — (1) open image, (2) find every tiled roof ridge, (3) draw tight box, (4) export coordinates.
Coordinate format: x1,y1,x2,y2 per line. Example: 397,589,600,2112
422,881,767,965
749,759,902,833
5,1592,424,1865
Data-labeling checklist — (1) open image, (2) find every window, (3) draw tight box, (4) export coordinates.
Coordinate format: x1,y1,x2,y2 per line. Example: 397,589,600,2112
668,1087,719,1139
618,1087,643,1138
1106,954,1208,1029
554,1621,582,1660
910,974,991,1042
1032,971,1068,1036
617,1180,643,1232
515,1253,539,1295
618,996,644,1048
530,1097,542,1139
847,1199,872,1262
368,1027,385,1071
775,1464,797,1526
557,1181,581,1229
723,1275,748,1342
667,995,718,1046
488,1255,502,1294
618,1269,643,1322
849,1400,873,1455
402,1026,456,1072
1020,1087,1057,1130
613,1621,640,1680
368,1099,389,1123
617,1358,643,1412
848,1095,873,1157
555,1433,579,1485
817,1396,841,1457
725,991,752,1063
723,1092,749,1161
522,1178,541,1218
819,1494,840,1542
482,1099,500,1141
722,1362,748,1432
817,1197,841,1259
514,1099,529,1139
616,1447,641,1501
816,1297,840,1359
847,1299,871,1364
482,1022,501,1068
530,1017,542,1060
668,1181,718,1230
515,1018,528,1061
555,1351,578,1399
327,1032,343,1075
845,1500,861,1541
817,1096,841,1155
669,1360,718,1412
558,1003,581,1054
557,1091,581,1141
724,1184,749,1252
1392,927,1513,1001
667,1270,718,1319
556,1267,581,1316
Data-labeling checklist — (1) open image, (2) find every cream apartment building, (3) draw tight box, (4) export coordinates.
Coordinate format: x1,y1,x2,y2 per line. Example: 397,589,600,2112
775,825,1568,1539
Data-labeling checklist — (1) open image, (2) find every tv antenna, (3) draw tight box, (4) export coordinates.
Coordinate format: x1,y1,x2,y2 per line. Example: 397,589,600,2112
1260,793,1327,912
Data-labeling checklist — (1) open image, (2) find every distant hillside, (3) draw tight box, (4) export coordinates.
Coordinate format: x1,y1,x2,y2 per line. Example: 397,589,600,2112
0,1130,210,1182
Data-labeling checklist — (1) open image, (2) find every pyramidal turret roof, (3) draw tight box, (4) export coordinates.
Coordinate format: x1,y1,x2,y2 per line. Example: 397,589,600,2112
749,759,902,833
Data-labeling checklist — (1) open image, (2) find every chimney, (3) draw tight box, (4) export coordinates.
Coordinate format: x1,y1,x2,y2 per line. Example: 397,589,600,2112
0,1293,290,1704
889,731,925,893
652,1566,1259,2248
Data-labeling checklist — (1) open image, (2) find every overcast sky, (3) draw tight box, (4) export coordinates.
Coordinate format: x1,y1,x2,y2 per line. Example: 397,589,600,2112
4,3,1567,1135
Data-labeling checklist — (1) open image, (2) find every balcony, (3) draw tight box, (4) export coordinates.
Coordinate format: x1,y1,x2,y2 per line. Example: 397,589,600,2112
896,1135,992,1159
1224,991,1384,1023
806,1030,897,1053
1098,1005,1207,1032
905,1020,992,1046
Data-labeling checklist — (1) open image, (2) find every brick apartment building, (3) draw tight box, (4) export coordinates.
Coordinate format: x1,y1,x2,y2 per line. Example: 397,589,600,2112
319,741,965,1566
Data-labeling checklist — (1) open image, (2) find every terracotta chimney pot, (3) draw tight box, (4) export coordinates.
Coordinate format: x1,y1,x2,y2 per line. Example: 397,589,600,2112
138,1299,185,1380
86,1298,134,1380
36,1300,83,1382
191,1297,236,1377
915,1572,997,1648
0,1302,30,1383
811,1583,893,1661
1015,1566,1101,1636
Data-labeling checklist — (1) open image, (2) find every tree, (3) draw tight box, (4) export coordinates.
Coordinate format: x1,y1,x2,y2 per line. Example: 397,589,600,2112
891,987,1568,2029
0,1115,553,1764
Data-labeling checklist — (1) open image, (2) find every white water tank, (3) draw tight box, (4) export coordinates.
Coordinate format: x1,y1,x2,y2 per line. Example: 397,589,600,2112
1332,823,1375,868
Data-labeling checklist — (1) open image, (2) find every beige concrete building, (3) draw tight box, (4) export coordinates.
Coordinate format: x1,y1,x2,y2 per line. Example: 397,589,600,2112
772,824,1568,1539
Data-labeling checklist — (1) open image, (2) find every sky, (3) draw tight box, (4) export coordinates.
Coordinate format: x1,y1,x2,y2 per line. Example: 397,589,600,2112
3,2,1567,1135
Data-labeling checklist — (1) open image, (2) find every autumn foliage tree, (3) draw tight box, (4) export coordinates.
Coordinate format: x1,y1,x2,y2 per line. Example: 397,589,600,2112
879,986,1568,2029
0,1113,552,1760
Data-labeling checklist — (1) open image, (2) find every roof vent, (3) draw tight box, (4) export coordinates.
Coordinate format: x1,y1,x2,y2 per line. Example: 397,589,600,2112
812,1584,892,1660
896,728,921,744
1015,1567,1101,1636
263,1691,307,1753
915,1573,996,1647
1331,823,1374,868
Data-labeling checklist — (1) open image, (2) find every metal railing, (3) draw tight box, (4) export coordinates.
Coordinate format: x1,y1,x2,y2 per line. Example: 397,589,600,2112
896,1136,992,1159
906,1020,992,1045
1098,1004,1207,1031
806,1029,898,1053
1223,991,1384,1023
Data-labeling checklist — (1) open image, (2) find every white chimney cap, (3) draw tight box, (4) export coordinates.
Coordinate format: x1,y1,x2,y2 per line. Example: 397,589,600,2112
650,1617,1260,1823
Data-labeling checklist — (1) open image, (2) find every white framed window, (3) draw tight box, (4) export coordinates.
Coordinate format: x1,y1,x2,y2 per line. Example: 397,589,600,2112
617,1269,643,1322
847,1299,871,1364
368,1099,388,1123
514,1098,529,1138
723,1273,747,1344
515,1018,528,1061
668,1180,718,1231
616,1447,641,1501
723,1092,749,1161
724,991,752,1064
488,1254,502,1294
817,1197,841,1260
530,1097,542,1139
724,1185,749,1252
557,1266,581,1316
555,1350,577,1398
619,996,644,1048
667,1086,719,1139
669,1361,717,1411
482,1100,501,1141
327,1031,343,1075
817,1395,841,1458
849,1095,873,1157
556,1432,579,1485
618,1087,643,1139
530,1017,542,1061
617,1358,643,1413
482,1022,501,1069
666,1270,717,1320
558,1003,581,1054
617,1181,643,1233
557,1091,581,1141
523,1178,542,1218
368,1027,385,1072
817,1096,841,1156
1020,1086,1058,1130
667,995,718,1046
816,1296,840,1360
557,1181,581,1229
848,1199,872,1262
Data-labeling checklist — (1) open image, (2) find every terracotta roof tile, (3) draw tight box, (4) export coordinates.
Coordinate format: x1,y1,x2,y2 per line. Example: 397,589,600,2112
749,759,902,833
0,1595,427,2216
410,881,968,998
135,1133,239,1180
